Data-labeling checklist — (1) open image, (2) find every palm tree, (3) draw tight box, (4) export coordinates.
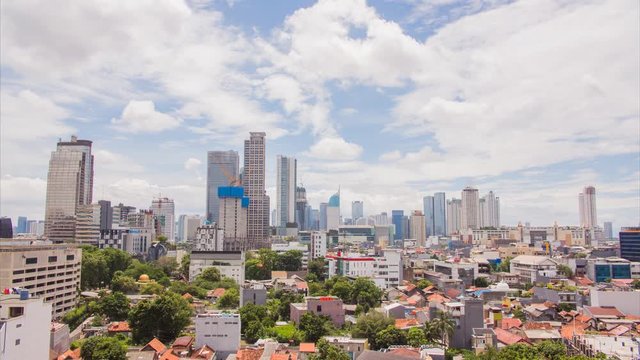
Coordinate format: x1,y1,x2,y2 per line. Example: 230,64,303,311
431,311,455,347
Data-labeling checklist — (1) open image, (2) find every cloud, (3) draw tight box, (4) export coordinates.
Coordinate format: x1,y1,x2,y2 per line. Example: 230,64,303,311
184,157,202,171
111,100,181,133
306,136,363,160
0,175,47,219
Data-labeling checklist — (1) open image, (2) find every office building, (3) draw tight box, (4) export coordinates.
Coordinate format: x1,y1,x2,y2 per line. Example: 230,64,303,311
433,192,447,236
352,201,364,222
206,150,240,224
423,196,435,237
480,191,500,228
319,203,328,231
112,203,136,226
327,191,341,230
0,243,81,317
189,251,245,283
177,215,203,243
410,210,427,247
0,293,52,360
150,197,175,242
310,208,320,231
193,224,225,252
603,222,613,239
97,200,112,231
446,199,462,235
195,312,240,359
310,231,327,259
371,212,389,226
74,203,101,245
276,155,297,227
620,228,640,262
44,136,94,243
579,186,597,228
326,249,402,289
461,187,480,230
585,258,632,283
218,186,249,251
16,217,27,234
391,210,404,240
243,132,269,247
296,186,308,230
0,218,12,238
509,255,558,283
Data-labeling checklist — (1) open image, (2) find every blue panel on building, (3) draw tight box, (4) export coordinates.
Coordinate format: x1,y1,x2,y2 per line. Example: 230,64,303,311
218,186,244,198
241,197,250,208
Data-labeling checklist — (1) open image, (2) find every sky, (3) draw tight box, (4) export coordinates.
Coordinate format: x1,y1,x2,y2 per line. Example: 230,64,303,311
1,0,639,232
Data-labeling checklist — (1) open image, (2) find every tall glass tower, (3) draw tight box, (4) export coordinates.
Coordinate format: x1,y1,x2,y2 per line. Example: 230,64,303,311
206,150,239,224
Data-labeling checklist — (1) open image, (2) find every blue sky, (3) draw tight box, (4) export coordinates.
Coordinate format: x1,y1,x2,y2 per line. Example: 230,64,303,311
1,0,638,232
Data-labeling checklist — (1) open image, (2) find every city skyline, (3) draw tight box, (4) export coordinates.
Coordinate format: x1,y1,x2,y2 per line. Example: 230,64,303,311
1,0,638,230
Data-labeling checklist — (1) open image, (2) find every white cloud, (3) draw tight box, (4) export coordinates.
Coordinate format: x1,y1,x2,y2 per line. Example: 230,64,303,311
111,100,181,133
184,157,202,171
306,136,363,160
0,175,47,220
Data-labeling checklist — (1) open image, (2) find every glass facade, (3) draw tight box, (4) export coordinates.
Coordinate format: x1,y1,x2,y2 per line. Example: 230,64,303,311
392,210,404,240
620,230,640,262
433,192,447,236
206,150,239,224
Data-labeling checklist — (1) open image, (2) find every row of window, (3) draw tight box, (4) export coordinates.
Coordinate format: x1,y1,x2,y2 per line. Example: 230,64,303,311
24,254,75,265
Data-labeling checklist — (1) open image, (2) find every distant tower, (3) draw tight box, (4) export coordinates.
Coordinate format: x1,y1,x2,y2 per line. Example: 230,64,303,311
276,155,297,227
410,210,426,246
243,132,269,248
351,201,364,222
392,210,404,240
579,186,597,228
423,196,435,237
296,187,308,230
461,186,480,230
44,136,94,243
433,192,447,236
150,197,175,242
446,199,462,234
218,186,249,251
327,191,341,230
206,150,239,224
480,191,500,228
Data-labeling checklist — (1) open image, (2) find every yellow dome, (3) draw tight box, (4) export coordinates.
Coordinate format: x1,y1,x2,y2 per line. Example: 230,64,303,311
138,274,150,282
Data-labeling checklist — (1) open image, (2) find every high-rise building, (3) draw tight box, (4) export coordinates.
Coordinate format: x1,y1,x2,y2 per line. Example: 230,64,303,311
372,212,389,226
479,191,500,228
446,198,462,235
310,208,320,231
218,186,249,251
0,218,13,238
410,210,426,246
16,216,27,234
111,203,136,226
461,187,480,230
243,132,269,248
276,155,297,227
178,215,204,242
352,201,364,222
296,187,308,230
423,196,435,237
150,197,175,242
391,210,404,240
319,202,328,231
44,136,94,243
327,191,341,231
97,200,112,231
620,227,640,262
603,221,613,239
74,203,101,245
433,192,447,236
579,186,597,228
206,150,240,224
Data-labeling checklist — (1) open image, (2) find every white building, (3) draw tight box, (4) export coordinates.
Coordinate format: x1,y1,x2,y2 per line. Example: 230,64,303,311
0,293,52,360
579,186,597,228
311,232,327,259
218,186,249,251
193,224,225,252
271,241,309,269
276,156,297,227
326,249,402,289
189,251,245,284
446,199,462,235
409,210,426,247
150,197,175,242
461,187,480,230
510,255,558,283
327,192,341,231
195,312,241,359
180,215,203,242
480,191,500,228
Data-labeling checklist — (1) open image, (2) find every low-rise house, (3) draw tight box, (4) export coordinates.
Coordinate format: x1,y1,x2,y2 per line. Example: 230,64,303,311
290,296,345,327
523,303,557,322
195,312,240,359
298,343,316,360
471,328,497,355
323,337,368,360
493,328,529,348
242,283,267,306
510,255,558,284
107,321,131,336
383,303,407,319
522,329,562,343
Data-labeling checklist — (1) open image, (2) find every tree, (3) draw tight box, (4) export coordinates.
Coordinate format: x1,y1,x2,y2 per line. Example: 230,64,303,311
308,257,326,281
351,277,382,312
239,304,273,334
407,327,428,347
534,340,566,360
432,311,455,347
474,277,490,287
217,288,240,309
128,292,192,344
140,283,165,295
179,254,190,279
496,257,511,273
111,274,138,294
81,250,109,290
102,248,133,280
414,279,432,289
244,320,265,344
155,257,178,277
246,258,270,280
351,311,394,350
80,336,127,360
557,265,574,278
99,292,130,321
157,235,168,244
275,250,303,271
493,343,539,360
330,280,353,302
512,308,526,323
124,260,170,285
274,291,304,321
309,339,350,360
375,325,407,349
633,279,640,289
198,267,222,282
298,312,331,342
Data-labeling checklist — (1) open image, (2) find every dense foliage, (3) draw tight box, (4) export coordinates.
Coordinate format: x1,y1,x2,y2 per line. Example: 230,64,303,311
309,339,351,360
128,292,192,344
458,341,608,360
245,249,304,280
80,336,127,360
351,311,394,350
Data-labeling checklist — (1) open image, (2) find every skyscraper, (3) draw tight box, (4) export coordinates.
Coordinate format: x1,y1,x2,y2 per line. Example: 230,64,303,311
579,186,597,228
423,196,435,237
44,136,94,243
276,155,297,227
206,150,240,224
319,202,328,230
392,210,404,240
326,191,340,230
75,203,101,245
446,199,462,234
296,187,308,230
243,132,269,247
98,200,112,231
352,201,364,221
112,203,136,226
0,218,13,238
150,197,175,242
620,227,640,262
603,221,613,239
218,186,249,251
16,216,27,234
410,210,426,246
433,192,447,236
479,191,500,228
461,187,480,230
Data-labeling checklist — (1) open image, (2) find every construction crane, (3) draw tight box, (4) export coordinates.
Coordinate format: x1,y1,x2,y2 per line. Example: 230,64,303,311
219,165,241,186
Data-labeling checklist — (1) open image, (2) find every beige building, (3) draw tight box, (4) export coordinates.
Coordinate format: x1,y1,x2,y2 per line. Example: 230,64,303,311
409,210,426,247
0,243,82,318
461,187,480,230
75,203,101,245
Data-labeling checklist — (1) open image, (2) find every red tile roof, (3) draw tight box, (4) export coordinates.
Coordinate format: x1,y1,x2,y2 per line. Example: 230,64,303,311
296,282,308,290
427,293,448,304
608,325,631,336
144,338,167,354
395,318,420,329
237,348,264,360
299,343,316,353
406,294,423,306
445,288,461,299
57,348,81,360
107,321,131,332
271,351,298,360
501,318,522,330
494,328,528,346
160,351,180,360
191,345,216,359
560,321,589,340
584,306,625,318
211,288,226,298
574,277,594,286
172,336,194,348
388,348,421,358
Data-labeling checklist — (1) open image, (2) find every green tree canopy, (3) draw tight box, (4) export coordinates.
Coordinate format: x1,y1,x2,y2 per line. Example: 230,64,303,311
351,311,394,350
557,265,574,278
98,292,130,321
375,325,407,349
309,339,350,360
217,288,240,309
128,292,192,344
407,327,428,347
110,274,138,294
80,336,127,360
198,267,222,282
274,250,303,271
298,312,332,342
474,277,490,287
307,257,326,281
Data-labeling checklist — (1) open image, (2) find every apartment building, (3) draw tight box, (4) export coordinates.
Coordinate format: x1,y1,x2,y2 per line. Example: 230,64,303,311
189,251,245,284
0,293,52,360
195,312,241,359
326,249,402,289
509,255,558,284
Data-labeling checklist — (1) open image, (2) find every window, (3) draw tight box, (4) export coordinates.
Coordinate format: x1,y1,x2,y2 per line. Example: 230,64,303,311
25,258,37,265
66,255,75,261
317,305,322,312
15,339,20,346
9,307,24,318
48,256,58,263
